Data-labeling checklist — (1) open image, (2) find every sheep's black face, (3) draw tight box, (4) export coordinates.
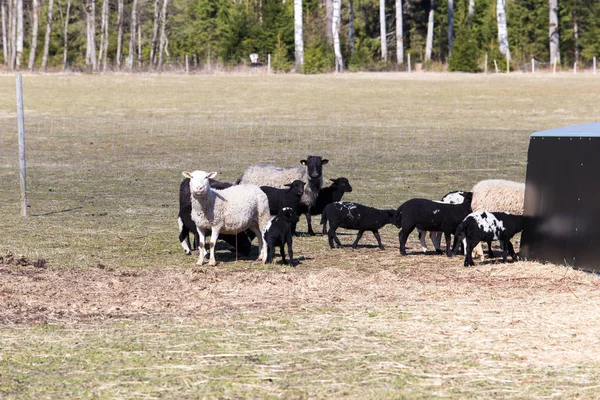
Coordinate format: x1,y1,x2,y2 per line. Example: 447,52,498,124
332,177,352,193
301,156,329,182
280,207,299,224
285,180,306,197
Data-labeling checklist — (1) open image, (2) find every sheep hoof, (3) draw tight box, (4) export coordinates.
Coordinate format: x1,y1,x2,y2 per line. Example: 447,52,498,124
208,259,217,266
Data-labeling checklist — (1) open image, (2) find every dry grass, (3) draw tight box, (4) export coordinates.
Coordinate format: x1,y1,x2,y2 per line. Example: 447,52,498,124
1,73,600,398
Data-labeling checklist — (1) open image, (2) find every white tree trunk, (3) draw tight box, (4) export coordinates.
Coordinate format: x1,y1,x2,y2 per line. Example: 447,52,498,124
116,0,123,69
41,0,53,69
395,0,403,64
468,0,474,23
10,0,17,69
158,0,169,69
293,0,303,72
1,0,8,64
150,0,159,66
379,0,386,61
348,0,354,54
62,0,70,70
549,0,559,64
496,0,509,56
16,0,22,68
85,0,96,70
325,0,333,45
332,0,342,72
127,0,137,70
27,0,39,70
98,0,108,70
425,0,434,61
448,0,453,53
137,20,142,67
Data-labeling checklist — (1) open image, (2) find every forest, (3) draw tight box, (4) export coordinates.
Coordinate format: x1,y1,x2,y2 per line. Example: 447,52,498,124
1,0,599,73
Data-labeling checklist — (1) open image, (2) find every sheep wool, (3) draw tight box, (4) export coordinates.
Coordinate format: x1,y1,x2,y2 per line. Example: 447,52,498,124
471,179,525,215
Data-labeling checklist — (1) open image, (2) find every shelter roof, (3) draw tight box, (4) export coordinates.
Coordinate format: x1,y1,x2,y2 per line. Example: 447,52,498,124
531,122,600,137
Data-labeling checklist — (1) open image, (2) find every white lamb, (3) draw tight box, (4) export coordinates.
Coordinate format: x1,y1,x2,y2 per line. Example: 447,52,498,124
183,170,271,265
470,179,525,258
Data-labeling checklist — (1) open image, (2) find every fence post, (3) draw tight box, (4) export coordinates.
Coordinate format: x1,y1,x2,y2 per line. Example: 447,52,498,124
484,53,488,74
553,58,557,74
494,60,499,73
531,58,535,73
16,74,27,217
408,53,411,73
506,52,510,74
574,62,577,74
594,57,597,74
268,54,271,74
185,55,189,73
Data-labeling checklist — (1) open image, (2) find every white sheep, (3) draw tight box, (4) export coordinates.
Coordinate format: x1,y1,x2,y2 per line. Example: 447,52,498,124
183,170,271,265
470,179,525,257
236,156,329,234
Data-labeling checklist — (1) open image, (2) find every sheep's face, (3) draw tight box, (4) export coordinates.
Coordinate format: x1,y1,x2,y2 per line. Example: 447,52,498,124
301,156,329,182
332,177,353,193
285,180,306,197
183,170,217,195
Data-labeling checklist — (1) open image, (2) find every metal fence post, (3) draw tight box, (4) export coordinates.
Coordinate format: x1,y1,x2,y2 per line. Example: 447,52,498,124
16,73,28,217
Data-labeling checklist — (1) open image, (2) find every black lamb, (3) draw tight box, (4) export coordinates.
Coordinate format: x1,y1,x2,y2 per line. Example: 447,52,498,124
262,207,300,266
321,201,396,250
298,177,353,236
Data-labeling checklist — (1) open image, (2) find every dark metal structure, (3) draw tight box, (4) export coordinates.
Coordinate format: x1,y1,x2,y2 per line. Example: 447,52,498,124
521,122,600,272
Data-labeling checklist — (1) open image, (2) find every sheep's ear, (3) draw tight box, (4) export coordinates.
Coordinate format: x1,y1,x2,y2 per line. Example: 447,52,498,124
330,178,337,183
207,172,218,179
284,183,292,188
300,159,307,165
321,159,329,165
182,171,192,178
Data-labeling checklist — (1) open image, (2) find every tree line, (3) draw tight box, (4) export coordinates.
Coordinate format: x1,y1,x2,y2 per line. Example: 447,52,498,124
1,0,599,73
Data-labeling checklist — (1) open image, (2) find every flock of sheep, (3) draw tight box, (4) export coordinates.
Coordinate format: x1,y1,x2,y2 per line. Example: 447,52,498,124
178,155,526,267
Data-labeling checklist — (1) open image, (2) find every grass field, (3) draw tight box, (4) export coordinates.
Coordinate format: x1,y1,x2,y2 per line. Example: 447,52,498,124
1,72,600,399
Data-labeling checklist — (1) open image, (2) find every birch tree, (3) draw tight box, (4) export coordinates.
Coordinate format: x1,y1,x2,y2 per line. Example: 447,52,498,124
379,0,386,61
41,0,53,69
27,0,39,70
549,0,559,64
116,0,123,68
98,0,108,70
85,0,96,70
572,1,579,63
150,0,159,66
157,0,168,69
325,0,332,45
127,0,138,70
468,0,474,23
16,0,23,68
348,0,354,55
62,0,70,70
395,0,403,64
496,0,509,56
425,0,434,61
448,0,453,53
293,0,303,72
10,0,17,69
1,0,7,64
332,0,342,72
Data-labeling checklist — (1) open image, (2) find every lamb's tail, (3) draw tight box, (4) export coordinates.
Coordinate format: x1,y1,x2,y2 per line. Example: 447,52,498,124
320,209,328,235
452,220,468,254
392,205,403,228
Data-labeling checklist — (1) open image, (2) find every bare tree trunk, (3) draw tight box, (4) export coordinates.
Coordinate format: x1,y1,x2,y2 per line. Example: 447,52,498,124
10,0,17,69
332,0,342,72
293,0,303,72
379,0,387,61
127,0,137,70
150,0,159,66
448,0,453,53
548,0,559,64
27,0,39,70
98,0,108,71
425,0,434,61
16,0,22,68
85,0,96,70
1,0,8,64
116,0,123,69
496,0,509,56
158,0,168,69
137,19,142,67
325,0,332,45
348,0,354,55
395,0,403,64
41,0,53,69
573,0,579,63
468,0,474,23
62,0,70,70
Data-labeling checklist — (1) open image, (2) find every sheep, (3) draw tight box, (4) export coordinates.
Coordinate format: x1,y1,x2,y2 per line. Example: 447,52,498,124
298,177,353,236
470,179,525,257
262,207,300,265
321,202,396,250
394,198,472,257
236,156,329,234
178,178,252,257
417,190,472,253
260,180,306,216
183,170,271,265
453,211,524,266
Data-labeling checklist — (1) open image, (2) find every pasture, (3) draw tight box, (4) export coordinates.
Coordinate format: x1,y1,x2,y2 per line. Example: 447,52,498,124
1,72,600,398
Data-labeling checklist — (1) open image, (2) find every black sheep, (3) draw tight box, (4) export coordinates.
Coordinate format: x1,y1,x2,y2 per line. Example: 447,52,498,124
178,178,252,256
321,201,396,250
453,211,524,266
262,207,299,265
298,177,353,236
260,180,305,234
395,198,472,257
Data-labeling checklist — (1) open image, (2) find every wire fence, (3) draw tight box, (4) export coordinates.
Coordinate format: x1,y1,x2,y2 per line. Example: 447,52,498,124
0,117,531,216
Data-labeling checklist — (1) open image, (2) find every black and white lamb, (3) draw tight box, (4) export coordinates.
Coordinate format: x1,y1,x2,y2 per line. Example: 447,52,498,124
236,156,329,233
178,178,252,256
417,190,473,252
394,198,472,257
321,202,396,250
262,207,300,266
184,170,272,265
453,211,524,266
298,177,353,236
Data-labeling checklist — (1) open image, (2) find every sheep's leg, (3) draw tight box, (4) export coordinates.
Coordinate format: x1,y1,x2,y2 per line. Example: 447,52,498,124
398,227,413,255
351,231,364,249
280,243,287,264
507,240,518,261
178,218,193,255
328,224,342,248
444,231,453,257
417,229,428,252
250,224,266,262
487,241,494,258
431,231,442,252
306,213,315,236
196,230,207,265
208,228,220,266
373,230,384,250
472,242,484,259
286,236,295,266
464,241,476,266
